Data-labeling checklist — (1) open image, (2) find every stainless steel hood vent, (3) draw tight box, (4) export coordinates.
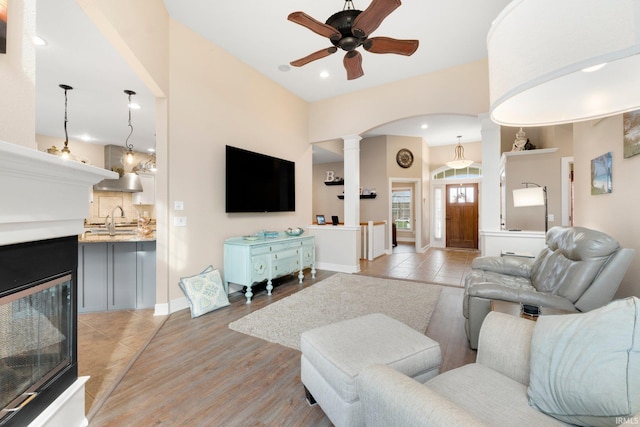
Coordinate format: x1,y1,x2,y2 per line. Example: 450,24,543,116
93,172,142,192
93,145,143,192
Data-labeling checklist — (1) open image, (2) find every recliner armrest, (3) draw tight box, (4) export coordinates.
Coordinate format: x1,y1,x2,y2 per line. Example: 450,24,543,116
476,312,536,385
466,285,577,311
357,364,489,427
471,256,534,278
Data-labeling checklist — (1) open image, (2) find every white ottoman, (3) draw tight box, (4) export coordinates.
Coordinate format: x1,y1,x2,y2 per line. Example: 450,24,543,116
300,313,441,427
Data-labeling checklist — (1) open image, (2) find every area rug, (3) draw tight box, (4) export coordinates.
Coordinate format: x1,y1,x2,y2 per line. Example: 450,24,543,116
228,273,443,350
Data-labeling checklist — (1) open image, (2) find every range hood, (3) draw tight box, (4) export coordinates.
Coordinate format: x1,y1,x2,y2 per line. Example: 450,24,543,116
93,172,142,192
93,145,143,192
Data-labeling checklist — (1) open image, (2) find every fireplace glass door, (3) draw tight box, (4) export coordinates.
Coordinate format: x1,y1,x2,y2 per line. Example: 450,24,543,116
0,274,72,420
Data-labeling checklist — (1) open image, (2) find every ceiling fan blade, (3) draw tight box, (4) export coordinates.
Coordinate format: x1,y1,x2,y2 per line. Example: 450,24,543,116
344,51,364,80
290,47,338,67
364,37,419,56
288,11,340,40
352,0,402,38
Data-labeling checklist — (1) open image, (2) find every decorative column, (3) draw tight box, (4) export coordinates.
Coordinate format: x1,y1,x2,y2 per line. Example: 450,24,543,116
342,135,362,226
479,113,501,232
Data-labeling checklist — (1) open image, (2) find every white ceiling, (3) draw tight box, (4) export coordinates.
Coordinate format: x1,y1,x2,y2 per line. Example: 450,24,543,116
35,0,512,158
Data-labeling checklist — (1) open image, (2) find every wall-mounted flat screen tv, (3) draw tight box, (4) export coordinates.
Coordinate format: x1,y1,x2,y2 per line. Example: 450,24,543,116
225,145,295,213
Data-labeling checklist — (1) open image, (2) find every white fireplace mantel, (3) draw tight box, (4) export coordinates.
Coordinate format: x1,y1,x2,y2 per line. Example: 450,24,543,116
0,140,117,246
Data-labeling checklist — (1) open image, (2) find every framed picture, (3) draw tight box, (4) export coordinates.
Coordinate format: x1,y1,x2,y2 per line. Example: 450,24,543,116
331,215,339,225
591,152,613,195
316,215,326,225
623,109,640,158
0,0,7,54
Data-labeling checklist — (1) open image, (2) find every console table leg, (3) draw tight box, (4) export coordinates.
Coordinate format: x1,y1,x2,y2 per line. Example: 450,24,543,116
298,270,304,284
311,265,316,279
266,279,273,295
245,286,253,304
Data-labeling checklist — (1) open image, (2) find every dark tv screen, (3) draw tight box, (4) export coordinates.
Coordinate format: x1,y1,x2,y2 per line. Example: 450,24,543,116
225,145,295,213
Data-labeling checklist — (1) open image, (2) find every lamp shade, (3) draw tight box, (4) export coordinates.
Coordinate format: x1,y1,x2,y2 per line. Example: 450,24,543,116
488,0,640,126
513,187,545,207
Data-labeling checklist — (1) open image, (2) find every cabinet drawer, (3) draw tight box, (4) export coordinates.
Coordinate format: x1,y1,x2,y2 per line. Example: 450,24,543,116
272,258,300,276
272,248,299,260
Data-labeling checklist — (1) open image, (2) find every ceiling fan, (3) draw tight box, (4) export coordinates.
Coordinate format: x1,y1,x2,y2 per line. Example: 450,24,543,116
288,0,419,80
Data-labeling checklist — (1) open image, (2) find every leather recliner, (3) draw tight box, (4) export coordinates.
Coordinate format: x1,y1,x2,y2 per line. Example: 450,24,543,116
463,226,635,349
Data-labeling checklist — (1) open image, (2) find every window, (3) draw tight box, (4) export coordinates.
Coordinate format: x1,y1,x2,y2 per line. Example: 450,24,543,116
434,187,443,240
392,188,412,231
449,186,475,204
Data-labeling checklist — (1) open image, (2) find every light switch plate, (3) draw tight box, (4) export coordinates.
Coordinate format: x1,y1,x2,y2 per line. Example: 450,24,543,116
173,216,187,227
174,201,184,211
548,214,555,222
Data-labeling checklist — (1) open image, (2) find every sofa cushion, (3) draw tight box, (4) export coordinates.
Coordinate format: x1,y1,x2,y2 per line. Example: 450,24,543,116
528,297,640,426
426,364,568,426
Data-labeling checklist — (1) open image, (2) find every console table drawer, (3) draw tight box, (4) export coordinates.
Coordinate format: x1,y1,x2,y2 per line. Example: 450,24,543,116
272,248,299,260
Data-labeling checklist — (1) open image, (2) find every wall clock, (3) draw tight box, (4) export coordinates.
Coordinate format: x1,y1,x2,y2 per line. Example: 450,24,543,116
396,148,414,168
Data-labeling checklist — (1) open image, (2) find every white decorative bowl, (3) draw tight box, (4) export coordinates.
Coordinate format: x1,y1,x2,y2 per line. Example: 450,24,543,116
285,227,304,236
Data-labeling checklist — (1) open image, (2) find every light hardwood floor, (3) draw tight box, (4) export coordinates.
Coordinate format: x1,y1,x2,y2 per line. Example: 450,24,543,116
81,245,478,426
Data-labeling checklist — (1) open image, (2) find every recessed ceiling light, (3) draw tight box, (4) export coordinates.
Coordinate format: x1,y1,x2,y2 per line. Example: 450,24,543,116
33,36,47,46
421,123,429,129
320,71,330,79
128,103,141,110
581,63,607,73
78,134,93,142
278,64,291,72
147,148,155,153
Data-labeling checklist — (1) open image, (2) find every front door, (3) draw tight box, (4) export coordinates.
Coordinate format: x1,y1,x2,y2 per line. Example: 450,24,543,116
445,183,478,249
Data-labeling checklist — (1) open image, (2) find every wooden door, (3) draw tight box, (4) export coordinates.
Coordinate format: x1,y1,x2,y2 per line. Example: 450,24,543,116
446,183,478,249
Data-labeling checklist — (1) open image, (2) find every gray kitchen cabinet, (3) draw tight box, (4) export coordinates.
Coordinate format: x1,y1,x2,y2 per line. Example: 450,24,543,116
136,241,156,309
107,242,137,311
78,243,108,312
78,240,156,312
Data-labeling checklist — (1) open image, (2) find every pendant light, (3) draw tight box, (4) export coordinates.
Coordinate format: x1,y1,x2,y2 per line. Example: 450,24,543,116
445,136,473,169
123,89,136,165
59,84,73,159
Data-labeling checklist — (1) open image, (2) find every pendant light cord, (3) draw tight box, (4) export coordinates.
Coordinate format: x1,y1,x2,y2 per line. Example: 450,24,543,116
124,90,135,151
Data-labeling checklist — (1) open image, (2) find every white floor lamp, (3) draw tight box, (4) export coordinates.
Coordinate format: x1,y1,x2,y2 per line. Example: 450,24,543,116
513,182,548,232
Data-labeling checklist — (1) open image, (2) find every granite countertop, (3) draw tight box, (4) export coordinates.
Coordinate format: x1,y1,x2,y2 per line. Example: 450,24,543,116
78,225,156,243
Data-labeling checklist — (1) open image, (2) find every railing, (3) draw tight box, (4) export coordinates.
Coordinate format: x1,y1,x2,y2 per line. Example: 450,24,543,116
360,221,387,260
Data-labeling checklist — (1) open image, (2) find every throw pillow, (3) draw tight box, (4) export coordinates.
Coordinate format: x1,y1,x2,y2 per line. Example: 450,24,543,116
179,266,230,318
527,297,639,426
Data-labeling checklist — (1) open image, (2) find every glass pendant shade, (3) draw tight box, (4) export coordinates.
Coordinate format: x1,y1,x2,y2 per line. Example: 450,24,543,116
445,136,473,169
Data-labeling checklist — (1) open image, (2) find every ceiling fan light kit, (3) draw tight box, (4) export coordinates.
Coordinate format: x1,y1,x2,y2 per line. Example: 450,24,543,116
288,0,419,80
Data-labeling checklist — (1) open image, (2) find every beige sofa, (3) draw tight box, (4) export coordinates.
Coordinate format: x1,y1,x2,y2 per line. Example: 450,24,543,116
463,226,634,349
357,298,640,426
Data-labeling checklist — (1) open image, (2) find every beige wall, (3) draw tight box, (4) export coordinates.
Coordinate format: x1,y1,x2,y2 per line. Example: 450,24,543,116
0,0,35,148
313,162,344,221
573,115,640,299
166,19,311,303
308,60,490,142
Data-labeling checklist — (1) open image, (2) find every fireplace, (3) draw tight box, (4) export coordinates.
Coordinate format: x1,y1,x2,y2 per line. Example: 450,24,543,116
0,236,78,426
0,140,116,426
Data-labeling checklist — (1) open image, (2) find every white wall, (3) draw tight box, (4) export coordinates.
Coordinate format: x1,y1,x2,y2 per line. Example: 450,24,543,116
0,0,35,148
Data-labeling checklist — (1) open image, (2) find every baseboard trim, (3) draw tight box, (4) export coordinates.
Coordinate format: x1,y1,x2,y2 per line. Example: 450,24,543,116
315,261,360,274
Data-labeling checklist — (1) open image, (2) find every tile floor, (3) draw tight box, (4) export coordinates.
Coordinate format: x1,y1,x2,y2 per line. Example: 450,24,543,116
78,244,479,416
78,309,167,416
359,243,480,286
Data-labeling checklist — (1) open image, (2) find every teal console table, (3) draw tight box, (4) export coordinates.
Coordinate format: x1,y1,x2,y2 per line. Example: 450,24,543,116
223,233,316,303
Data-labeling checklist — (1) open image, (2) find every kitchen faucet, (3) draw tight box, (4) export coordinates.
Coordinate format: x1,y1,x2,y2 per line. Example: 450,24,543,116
105,205,125,236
